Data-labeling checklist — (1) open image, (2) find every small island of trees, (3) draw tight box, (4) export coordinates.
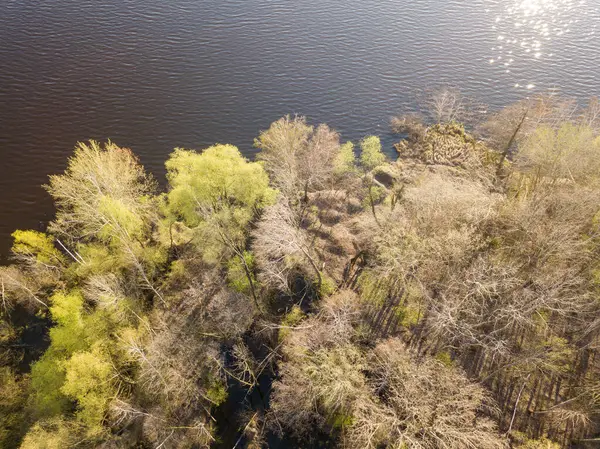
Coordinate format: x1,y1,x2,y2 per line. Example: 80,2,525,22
2,90,600,448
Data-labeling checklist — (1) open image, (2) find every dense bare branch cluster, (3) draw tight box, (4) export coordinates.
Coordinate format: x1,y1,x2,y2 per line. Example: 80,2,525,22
271,292,505,448
255,116,343,199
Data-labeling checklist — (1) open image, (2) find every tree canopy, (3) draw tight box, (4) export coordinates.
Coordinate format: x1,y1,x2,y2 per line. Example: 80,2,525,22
3,98,600,448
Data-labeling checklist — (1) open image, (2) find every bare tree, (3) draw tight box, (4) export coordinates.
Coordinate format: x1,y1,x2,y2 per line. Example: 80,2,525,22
345,339,506,449
416,86,485,126
253,200,323,295
271,297,506,448
255,116,343,201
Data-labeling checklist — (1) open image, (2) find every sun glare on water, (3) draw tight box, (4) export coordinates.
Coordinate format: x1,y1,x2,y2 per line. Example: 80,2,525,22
487,0,596,91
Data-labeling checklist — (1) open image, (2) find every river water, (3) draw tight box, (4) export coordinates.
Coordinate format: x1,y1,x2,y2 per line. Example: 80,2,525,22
1,0,599,258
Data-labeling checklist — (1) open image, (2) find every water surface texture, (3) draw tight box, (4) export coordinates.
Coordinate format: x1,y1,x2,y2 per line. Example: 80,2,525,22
1,0,599,258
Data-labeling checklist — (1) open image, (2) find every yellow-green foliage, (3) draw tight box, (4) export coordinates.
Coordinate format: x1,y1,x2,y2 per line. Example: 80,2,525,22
318,274,336,297
29,291,88,418
165,144,276,227
29,354,69,419
227,251,256,294
357,271,387,306
334,141,357,175
50,291,84,328
206,378,228,406
330,412,354,429
283,306,305,327
47,291,87,353
362,184,386,209
0,367,28,447
11,230,65,267
518,123,600,185
511,432,561,449
45,140,156,245
167,259,187,283
541,336,575,375
360,136,386,171
29,290,121,424
70,243,126,278
97,195,146,243
435,351,454,367
279,306,306,341
60,346,114,431
164,145,276,262
397,304,421,328
20,418,86,449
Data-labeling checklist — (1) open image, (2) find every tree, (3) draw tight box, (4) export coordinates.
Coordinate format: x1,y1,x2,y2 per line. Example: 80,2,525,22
164,144,275,263
298,124,342,199
255,115,312,197
478,94,578,170
270,291,365,440
334,141,357,176
514,123,600,188
255,116,343,200
0,366,28,448
359,136,385,171
345,339,505,449
271,292,505,448
117,281,251,447
45,140,165,302
8,102,600,448
253,200,322,296
421,87,479,125
11,230,66,272
165,144,275,227
20,418,87,449
0,266,49,312
60,346,114,433
28,288,129,430
45,141,157,247
29,290,88,419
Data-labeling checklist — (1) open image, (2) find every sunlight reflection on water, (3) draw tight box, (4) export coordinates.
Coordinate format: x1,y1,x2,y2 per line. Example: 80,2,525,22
487,0,598,91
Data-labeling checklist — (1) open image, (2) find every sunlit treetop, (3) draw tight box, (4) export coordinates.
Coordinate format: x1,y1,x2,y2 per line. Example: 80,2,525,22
11,230,66,268
165,144,276,227
360,135,386,171
45,140,157,244
334,141,357,176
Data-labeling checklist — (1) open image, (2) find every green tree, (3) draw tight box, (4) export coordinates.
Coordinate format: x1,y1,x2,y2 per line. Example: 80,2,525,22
20,418,87,449
60,346,114,433
29,291,87,418
11,230,66,271
164,144,276,262
334,141,357,176
359,136,385,171
165,144,275,226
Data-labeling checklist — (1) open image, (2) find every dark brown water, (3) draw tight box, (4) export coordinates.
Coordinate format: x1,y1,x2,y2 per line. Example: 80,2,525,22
1,0,599,259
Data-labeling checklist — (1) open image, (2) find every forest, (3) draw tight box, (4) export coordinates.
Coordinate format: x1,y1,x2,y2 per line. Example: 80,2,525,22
2,90,600,448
